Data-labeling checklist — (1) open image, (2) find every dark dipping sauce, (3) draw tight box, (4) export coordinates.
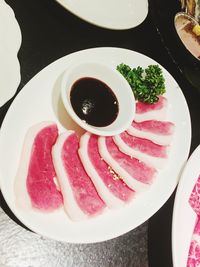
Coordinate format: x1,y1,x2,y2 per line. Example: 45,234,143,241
70,77,119,127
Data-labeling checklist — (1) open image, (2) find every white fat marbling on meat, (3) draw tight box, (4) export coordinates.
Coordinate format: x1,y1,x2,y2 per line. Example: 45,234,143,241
113,135,167,169
127,125,173,146
98,137,150,192
52,131,87,221
79,132,125,209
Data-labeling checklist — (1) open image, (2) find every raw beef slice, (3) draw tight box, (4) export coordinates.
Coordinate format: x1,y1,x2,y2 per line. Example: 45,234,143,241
15,122,63,211
52,131,105,221
187,218,200,267
128,120,175,146
189,175,200,217
113,132,168,169
98,136,157,192
79,132,134,208
187,175,200,266
135,96,167,122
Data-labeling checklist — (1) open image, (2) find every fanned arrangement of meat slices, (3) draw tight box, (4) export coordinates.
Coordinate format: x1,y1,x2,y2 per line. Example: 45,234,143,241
14,96,175,221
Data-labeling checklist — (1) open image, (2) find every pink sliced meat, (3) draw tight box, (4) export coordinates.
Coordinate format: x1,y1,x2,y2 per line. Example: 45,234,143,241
187,218,200,267
135,96,168,122
98,136,157,192
52,131,105,221
113,132,168,169
15,122,63,212
189,175,200,217
79,133,134,208
128,120,175,145
187,175,200,266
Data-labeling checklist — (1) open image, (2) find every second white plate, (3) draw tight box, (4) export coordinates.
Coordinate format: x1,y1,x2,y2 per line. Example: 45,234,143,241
56,0,148,30
0,0,21,107
172,144,200,267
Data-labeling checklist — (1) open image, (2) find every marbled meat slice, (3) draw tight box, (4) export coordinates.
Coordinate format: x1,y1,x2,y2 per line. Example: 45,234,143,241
98,136,157,192
52,131,105,221
189,175,200,216
79,132,134,208
127,120,175,146
113,132,168,169
187,218,200,267
15,122,63,211
135,96,167,122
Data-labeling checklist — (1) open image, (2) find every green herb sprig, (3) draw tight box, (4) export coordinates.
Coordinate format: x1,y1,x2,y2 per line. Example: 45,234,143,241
117,63,166,104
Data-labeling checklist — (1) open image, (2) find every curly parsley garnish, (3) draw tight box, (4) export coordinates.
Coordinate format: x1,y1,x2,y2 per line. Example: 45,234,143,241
117,63,166,104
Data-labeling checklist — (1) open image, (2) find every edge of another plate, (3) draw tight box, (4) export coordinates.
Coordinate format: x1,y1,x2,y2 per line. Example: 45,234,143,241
55,0,148,30
172,144,200,267
0,0,22,107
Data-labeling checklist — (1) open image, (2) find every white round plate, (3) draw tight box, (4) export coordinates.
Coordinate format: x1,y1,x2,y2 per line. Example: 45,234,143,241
55,0,148,30
172,144,200,267
0,47,191,243
0,0,22,107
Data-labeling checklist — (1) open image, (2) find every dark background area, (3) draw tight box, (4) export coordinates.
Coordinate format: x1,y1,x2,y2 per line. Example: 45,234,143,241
1,1,200,266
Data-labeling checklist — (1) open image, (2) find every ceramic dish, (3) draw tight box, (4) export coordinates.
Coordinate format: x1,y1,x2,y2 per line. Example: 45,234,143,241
60,61,135,136
172,144,200,267
0,0,22,107
55,0,148,30
0,47,191,243
174,12,200,62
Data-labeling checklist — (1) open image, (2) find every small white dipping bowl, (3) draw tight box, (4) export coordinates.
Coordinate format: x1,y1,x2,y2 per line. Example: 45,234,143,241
61,62,135,136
